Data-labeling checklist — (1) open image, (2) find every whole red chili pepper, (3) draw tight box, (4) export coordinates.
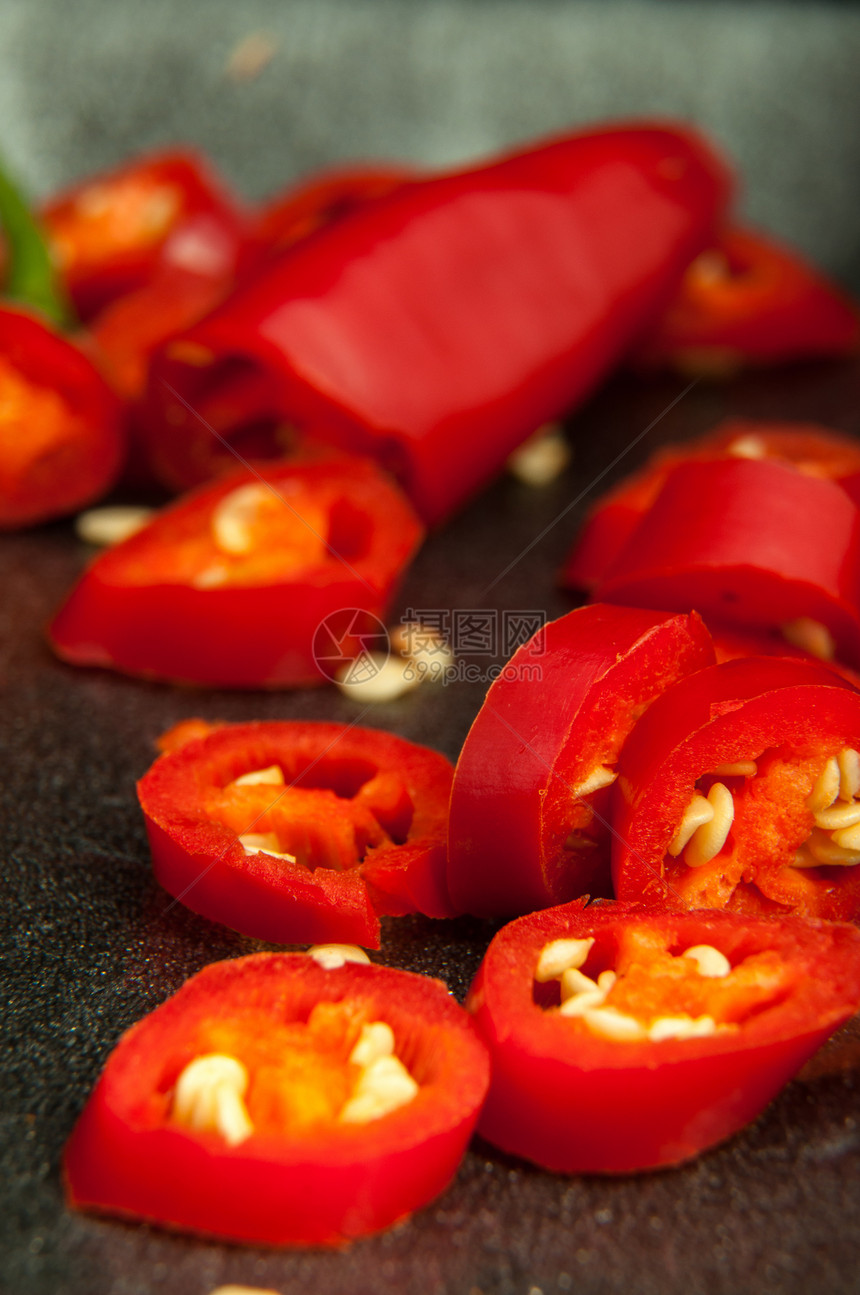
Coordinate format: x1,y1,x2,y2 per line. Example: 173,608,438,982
138,121,732,520
40,148,251,321
447,605,715,917
65,952,490,1245
136,719,456,947
612,656,860,920
467,899,860,1174
592,454,860,665
630,224,860,376
0,305,123,528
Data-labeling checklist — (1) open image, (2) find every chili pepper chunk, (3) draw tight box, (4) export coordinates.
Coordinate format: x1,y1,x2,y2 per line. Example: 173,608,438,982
137,719,456,947
65,953,490,1245
468,901,860,1173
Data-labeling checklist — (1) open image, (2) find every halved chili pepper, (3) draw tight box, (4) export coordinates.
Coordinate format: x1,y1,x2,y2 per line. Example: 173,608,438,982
0,305,123,528
138,121,732,519
562,419,860,592
630,224,860,376
137,719,455,947
65,951,489,1245
592,454,860,666
613,656,860,920
467,899,860,1174
253,162,415,259
446,605,715,917
48,451,422,687
40,148,251,321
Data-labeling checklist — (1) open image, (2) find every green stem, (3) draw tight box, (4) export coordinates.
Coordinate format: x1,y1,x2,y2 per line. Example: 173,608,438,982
0,155,73,328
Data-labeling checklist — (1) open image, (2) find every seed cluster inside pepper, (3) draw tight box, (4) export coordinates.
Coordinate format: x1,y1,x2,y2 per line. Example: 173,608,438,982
535,922,794,1042
168,999,419,1143
663,746,860,909
206,760,415,871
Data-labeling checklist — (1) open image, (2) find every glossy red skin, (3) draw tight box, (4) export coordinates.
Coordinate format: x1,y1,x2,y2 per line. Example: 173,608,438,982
562,420,860,592
446,605,715,917
593,455,860,665
41,148,251,321
631,224,860,374
613,657,860,918
0,306,123,528
65,953,489,1245
253,163,416,258
467,900,860,1174
139,121,732,520
48,454,423,687
137,721,456,947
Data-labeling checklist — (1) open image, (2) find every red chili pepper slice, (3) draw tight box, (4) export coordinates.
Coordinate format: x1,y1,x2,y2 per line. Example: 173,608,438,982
592,455,860,666
138,122,731,519
0,306,123,528
466,899,860,1174
40,148,251,321
136,719,455,947
48,451,422,687
613,657,860,919
447,605,715,917
562,419,860,592
253,162,415,258
64,951,489,1245
630,225,860,376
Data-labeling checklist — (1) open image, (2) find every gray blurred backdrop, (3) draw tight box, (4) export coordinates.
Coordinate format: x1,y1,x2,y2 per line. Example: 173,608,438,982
1,0,858,286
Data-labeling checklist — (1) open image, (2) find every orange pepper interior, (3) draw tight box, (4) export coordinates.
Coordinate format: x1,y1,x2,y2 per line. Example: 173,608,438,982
48,176,182,270
192,1000,369,1136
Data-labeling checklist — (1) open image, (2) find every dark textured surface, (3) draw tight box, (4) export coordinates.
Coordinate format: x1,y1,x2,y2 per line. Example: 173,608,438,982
2,359,860,1295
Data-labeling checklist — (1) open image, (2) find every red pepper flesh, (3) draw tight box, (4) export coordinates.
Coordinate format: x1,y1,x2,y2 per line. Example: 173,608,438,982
138,122,732,520
65,952,489,1245
447,605,715,916
137,719,456,947
467,900,860,1174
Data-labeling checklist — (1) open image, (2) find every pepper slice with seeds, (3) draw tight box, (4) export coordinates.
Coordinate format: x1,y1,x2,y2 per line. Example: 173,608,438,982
613,656,860,919
447,604,715,916
48,450,422,688
64,952,489,1245
467,900,860,1173
137,719,456,948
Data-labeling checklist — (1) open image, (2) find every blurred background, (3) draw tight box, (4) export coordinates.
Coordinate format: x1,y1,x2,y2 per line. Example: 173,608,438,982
1,0,858,287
